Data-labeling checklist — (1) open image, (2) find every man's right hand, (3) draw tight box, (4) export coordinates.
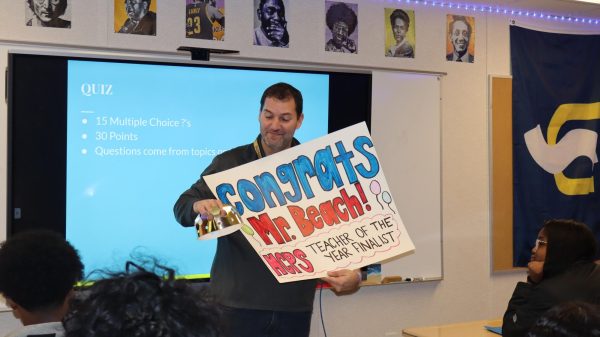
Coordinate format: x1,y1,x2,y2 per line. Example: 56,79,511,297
267,21,287,43
193,199,225,220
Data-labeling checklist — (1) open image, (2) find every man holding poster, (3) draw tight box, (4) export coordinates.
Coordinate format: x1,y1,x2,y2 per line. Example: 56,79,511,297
174,83,361,337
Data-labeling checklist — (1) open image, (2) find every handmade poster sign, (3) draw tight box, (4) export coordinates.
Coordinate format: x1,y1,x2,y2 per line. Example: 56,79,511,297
204,122,415,282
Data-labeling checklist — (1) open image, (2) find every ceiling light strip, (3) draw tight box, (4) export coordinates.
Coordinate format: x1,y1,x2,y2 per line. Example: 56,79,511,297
388,0,600,25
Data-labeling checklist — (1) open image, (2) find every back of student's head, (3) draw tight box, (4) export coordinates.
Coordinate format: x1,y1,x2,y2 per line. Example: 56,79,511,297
527,301,600,337
64,261,222,337
542,219,598,278
0,230,83,313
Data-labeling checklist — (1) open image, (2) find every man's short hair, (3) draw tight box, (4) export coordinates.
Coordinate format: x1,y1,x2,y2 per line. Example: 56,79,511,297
390,9,410,28
27,0,68,17
64,261,222,337
449,15,472,38
0,230,83,312
260,82,303,117
325,2,358,35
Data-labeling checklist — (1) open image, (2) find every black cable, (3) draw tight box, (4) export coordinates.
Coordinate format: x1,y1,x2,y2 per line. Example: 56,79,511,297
319,282,328,337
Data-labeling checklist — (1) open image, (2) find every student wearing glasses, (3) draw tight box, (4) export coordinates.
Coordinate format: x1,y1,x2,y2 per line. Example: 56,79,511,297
502,219,600,337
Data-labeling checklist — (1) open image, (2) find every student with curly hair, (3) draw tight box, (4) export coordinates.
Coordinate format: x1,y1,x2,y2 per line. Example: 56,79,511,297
527,301,600,337
502,219,600,337
0,230,83,337
63,260,222,337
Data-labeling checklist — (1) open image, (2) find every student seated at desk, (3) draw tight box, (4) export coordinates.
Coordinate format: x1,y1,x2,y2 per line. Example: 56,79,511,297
527,301,600,337
63,260,222,337
502,219,600,337
0,231,84,337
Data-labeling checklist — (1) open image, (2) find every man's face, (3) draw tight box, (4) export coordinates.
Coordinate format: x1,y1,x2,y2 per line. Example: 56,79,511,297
332,21,349,45
392,17,407,44
259,97,303,156
450,20,470,55
125,0,148,20
32,0,63,22
258,0,286,35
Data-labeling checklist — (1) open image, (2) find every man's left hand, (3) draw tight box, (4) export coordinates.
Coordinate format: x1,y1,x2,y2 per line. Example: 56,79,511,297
321,269,361,293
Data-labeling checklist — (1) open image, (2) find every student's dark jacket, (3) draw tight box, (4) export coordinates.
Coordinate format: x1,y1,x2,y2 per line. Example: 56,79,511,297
502,261,600,337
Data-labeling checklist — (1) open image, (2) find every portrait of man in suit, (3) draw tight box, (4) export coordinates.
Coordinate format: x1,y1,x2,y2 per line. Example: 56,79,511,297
446,15,475,63
116,0,157,36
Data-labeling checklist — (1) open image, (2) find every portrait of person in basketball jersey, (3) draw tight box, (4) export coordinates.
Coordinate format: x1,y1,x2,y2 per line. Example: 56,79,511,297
186,0,225,41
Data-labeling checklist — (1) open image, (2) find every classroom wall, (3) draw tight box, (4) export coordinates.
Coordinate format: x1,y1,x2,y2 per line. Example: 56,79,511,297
1,1,598,336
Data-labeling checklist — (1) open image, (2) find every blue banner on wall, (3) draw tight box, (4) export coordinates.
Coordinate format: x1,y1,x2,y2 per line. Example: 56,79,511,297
510,25,600,266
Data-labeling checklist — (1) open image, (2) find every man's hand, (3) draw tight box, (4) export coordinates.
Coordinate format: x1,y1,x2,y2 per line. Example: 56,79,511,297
527,261,544,284
193,199,224,220
321,269,361,293
343,39,357,53
266,21,288,45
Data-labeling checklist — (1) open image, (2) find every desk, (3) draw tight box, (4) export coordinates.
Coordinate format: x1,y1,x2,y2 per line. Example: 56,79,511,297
402,319,502,337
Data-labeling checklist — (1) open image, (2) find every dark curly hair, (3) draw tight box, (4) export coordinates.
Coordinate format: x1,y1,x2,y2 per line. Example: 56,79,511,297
325,2,357,35
0,230,83,312
527,301,600,337
64,261,222,337
542,219,598,279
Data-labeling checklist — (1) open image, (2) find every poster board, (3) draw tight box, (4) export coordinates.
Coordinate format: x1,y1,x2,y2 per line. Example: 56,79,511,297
204,123,416,283
490,76,517,271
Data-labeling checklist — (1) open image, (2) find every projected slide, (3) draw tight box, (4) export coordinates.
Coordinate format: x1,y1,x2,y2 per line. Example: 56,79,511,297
66,60,329,278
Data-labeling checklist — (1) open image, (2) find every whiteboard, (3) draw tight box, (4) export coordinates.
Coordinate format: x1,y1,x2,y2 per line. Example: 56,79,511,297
371,71,443,281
